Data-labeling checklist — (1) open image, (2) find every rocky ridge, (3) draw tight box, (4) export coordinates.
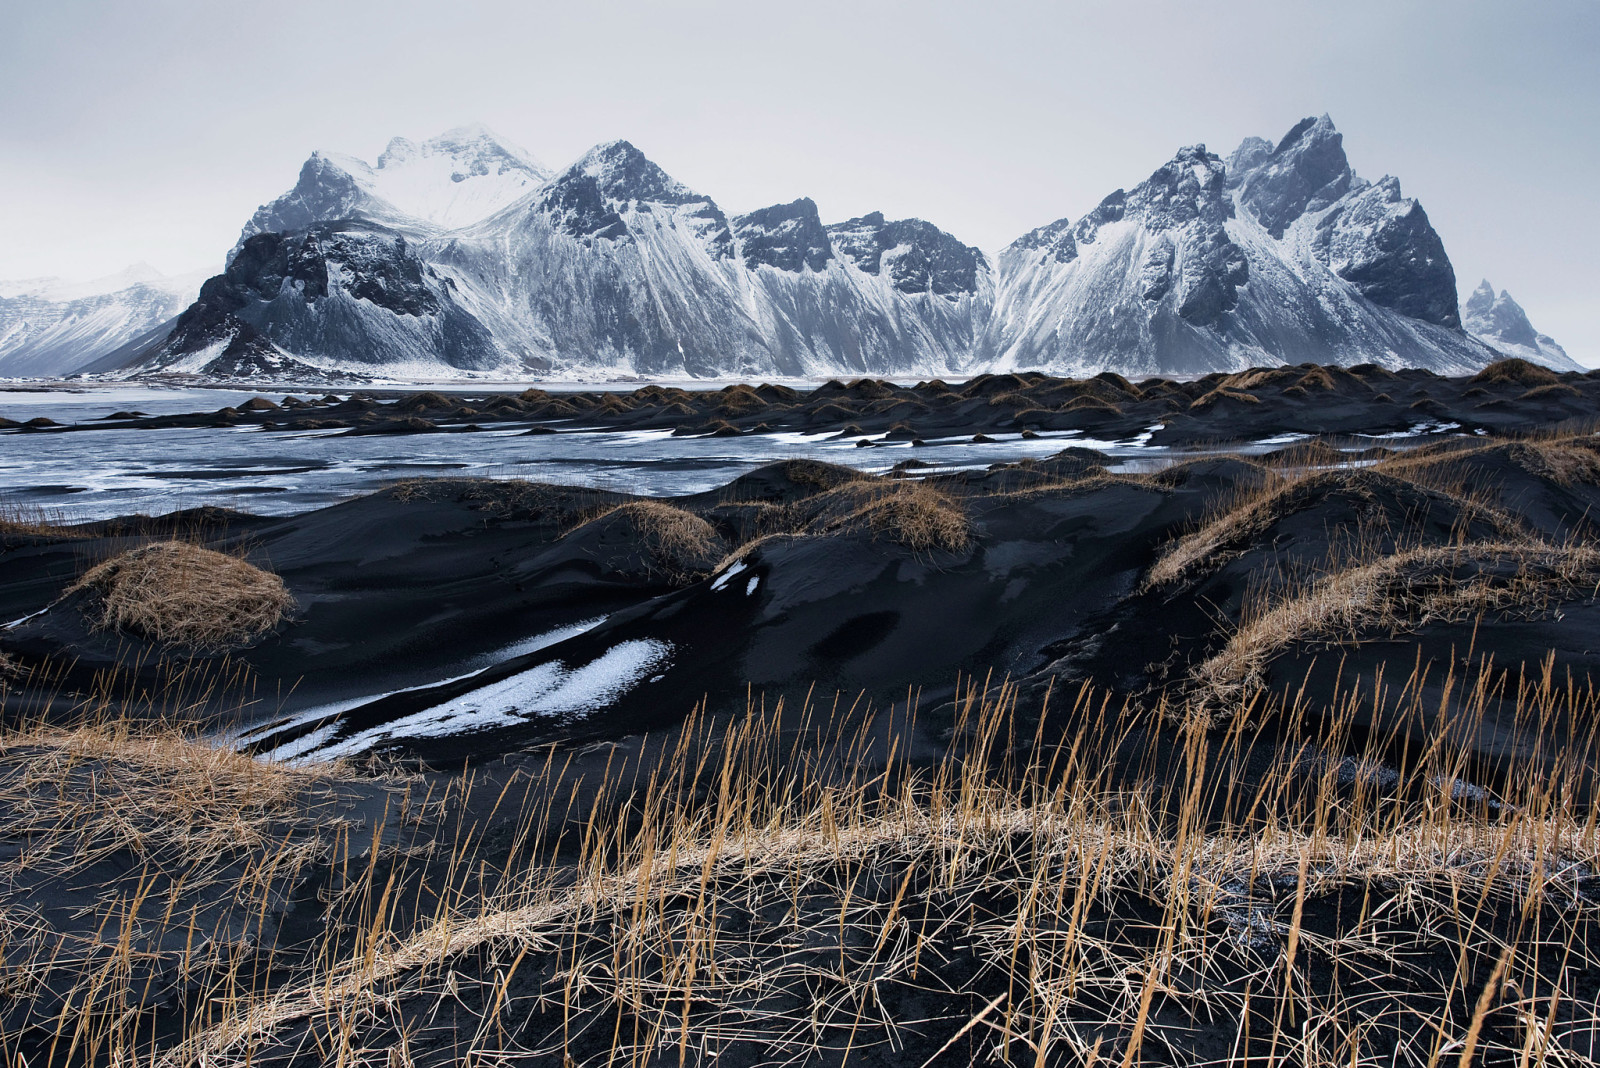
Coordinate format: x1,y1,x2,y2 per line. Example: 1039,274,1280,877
32,117,1581,381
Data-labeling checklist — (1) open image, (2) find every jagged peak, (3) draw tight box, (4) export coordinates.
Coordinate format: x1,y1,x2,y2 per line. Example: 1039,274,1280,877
732,198,832,273
1274,113,1340,154
1237,114,1358,237
1466,279,1498,310
563,140,700,205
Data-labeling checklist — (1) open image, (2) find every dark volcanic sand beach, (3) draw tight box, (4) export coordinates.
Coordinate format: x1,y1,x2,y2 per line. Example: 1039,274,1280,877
5,359,1600,1066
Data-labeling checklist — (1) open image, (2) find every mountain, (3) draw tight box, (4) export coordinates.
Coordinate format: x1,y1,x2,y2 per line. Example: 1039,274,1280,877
979,115,1512,376
130,136,990,379
240,124,550,243
0,264,208,378
104,117,1572,382
1462,280,1578,370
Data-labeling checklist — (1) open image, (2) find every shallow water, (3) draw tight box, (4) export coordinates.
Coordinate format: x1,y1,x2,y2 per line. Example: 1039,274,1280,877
0,386,1447,522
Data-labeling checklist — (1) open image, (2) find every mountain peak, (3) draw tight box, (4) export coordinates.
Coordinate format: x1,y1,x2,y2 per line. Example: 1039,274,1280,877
566,140,699,205
825,212,986,297
1461,279,1576,368
733,199,833,272
1237,114,1358,237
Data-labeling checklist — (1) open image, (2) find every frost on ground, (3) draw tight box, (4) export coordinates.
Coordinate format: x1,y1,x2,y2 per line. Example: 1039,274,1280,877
312,638,674,760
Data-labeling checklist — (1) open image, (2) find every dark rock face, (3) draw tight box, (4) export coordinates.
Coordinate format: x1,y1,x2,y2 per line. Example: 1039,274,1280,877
239,155,377,246
1115,146,1249,327
580,140,698,205
539,141,734,258
1313,177,1459,327
734,199,835,272
1007,217,1078,263
1236,115,1357,238
539,173,629,241
152,224,501,372
825,213,986,297
218,227,440,317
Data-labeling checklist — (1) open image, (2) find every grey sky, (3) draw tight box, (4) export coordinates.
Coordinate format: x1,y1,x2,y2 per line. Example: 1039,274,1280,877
2,0,1595,362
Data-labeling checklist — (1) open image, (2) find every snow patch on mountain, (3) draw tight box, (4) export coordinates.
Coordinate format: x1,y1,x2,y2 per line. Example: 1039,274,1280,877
240,126,549,246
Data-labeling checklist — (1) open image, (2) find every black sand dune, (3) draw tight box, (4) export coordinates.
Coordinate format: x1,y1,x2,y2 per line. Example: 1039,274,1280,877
17,357,1600,447
6,363,1600,1065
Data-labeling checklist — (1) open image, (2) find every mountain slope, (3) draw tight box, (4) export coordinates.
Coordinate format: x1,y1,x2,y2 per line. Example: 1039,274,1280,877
978,116,1498,376
240,125,549,245
0,266,207,378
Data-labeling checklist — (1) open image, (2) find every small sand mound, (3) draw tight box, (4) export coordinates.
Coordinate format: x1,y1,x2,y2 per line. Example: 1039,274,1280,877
1518,382,1582,401
1188,387,1261,410
1470,358,1559,388
804,482,971,553
389,477,602,522
1146,469,1521,588
70,542,293,650
1187,541,1600,721
580,501,723,583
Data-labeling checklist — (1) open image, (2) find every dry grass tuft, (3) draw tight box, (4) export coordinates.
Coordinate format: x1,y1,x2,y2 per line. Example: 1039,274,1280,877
582,500,723,582
0,500,81,538
0,717,330,869
1186,540,1600,720
1188,386,1261,410
1146,468,1521,589
69,542,293,650
1471,358,1560,388
803,480,972,553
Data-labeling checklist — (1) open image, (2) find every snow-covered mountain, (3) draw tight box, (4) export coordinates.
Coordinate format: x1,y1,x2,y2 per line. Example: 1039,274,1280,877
0,264,208,378
134,135,990,379
105,117,1574,381
979,116,1519,376
1462,280,1578,370
240,125,549,244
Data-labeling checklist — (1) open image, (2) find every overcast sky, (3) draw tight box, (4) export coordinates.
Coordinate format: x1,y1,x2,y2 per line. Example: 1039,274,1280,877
2,0,1595,362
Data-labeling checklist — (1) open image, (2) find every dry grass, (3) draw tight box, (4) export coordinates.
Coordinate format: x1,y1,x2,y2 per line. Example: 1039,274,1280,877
388,476,605,523
0,715,331,871
0,499,80,538
579,500,723,583
69,542,293,650
802,480,972,553
1186,540,1600,721
1472,358,1560,388
1145,468,1519,589
1375,433,1600,490
0,712,370,1065
133,672,1600,1068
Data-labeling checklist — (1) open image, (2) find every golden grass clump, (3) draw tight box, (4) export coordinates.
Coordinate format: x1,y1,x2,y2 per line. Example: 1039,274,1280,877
1145,468,1520,588
69,542,293,650
1471,358,1560,388
1188,386,1261,410
586,500,723,582
1,717,323,868
803,480,972,553
1186,540,1600,720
